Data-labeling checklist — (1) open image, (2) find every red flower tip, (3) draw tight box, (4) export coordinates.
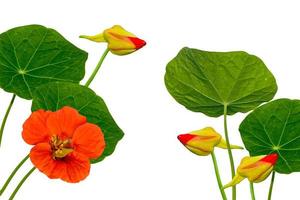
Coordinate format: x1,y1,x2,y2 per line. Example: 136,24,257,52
177,134,196,145
128,37,146,49
260,153,278,165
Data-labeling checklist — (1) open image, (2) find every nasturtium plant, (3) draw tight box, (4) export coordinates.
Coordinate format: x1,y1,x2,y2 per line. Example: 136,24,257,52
240,98,300,174
165,47,278,117
166,47,281,200
0,24,87,99
31,81,124,163
0,24,146,199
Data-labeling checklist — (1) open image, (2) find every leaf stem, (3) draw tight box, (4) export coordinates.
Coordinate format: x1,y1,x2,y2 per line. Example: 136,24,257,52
267,171,276,200
250,182,255,200
84,48,110,87
223,105,236,200
211,151,227,200
0,154,29,196
0,94,16,147
9,167,35,200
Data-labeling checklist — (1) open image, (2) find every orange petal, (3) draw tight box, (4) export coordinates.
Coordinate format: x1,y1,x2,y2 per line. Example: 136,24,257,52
46,106,86,139
22,110,52,145
30,143,90,183
72,123,105,159
48,160,67,179
30,143,58,178
61,152,91,183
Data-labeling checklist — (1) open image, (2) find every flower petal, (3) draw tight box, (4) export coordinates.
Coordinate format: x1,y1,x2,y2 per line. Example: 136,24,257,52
253,166,273,183
29,143,58,178
105,25,136,38
61,152,91,183
30,143,90,183
46,106,86,139
72,123,105,159
22,110,52,145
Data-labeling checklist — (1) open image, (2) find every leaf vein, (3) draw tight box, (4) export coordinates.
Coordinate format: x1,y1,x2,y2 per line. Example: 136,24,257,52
23,29,48,70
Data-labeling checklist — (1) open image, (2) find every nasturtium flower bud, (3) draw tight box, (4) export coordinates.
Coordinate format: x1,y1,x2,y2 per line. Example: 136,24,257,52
224,154,278,188
177,127,243,156
80,25,146,55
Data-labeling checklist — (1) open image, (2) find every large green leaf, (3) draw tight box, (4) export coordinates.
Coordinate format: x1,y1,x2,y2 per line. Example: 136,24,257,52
31,82,124,163
165,47,277,117
0,24,88,99
240,99,300,174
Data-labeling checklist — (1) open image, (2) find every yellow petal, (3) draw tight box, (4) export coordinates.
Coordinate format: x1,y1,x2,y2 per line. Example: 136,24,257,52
223,174,245,189
216,138,244,150
104,25,136,38
239,156,264,167
190,127,220,137
109,49,136,55
186,145,211,156
253,167,274,183
186,137,219,154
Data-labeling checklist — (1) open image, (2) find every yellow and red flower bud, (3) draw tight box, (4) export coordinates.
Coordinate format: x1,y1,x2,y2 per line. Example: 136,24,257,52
224,154,278,188
177,127,243,156
80,25,146,55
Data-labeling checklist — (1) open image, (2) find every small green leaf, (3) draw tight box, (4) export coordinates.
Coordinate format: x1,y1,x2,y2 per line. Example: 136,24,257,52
165,47,277,117
31,82,124,163
240,99,300,174
0,24,88,99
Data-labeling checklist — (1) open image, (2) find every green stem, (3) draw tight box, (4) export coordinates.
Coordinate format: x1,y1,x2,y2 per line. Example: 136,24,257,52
0,154,29,196
211,151,227,200
0,94,16,147
267,171,276,200
223,105,236,200
250,182,255,200
84,48,110,87
9,167,35,200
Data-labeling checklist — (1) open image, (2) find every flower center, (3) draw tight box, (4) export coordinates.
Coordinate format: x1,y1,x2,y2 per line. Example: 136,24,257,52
50,135,73,159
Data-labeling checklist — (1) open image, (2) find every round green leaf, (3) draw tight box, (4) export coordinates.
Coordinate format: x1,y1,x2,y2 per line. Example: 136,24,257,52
0,24,88,99
31,82,124,163
165,47,277,117
240,99,300,174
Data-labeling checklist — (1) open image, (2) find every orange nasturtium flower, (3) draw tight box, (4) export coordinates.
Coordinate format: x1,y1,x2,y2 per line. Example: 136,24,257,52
80,25,146,55
22,106,105,183
224,153,278,188
177,127,243,156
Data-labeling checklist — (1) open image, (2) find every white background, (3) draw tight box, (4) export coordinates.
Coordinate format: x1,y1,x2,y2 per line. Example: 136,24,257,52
0,0,300,199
